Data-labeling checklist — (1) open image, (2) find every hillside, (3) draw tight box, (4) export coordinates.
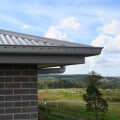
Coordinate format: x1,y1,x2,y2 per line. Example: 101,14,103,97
38,74,120,89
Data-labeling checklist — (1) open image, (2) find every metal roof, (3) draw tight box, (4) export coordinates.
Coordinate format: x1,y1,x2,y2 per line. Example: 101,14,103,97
0,29,91,47
0,29,103,65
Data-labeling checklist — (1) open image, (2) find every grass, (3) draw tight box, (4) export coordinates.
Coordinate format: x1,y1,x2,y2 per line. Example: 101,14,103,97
106,103,120,120
38,88,85,101
38,88,120,120
39,102,86,120
102,89,120,102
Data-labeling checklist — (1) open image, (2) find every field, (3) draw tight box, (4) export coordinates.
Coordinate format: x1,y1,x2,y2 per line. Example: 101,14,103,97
38,88,120,120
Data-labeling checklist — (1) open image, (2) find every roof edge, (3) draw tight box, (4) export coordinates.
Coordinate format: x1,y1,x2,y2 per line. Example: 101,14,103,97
0,45,103,56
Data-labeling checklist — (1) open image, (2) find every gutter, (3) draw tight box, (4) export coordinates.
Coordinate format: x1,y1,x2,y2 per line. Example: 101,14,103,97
0,45,103,56
38,66,66,74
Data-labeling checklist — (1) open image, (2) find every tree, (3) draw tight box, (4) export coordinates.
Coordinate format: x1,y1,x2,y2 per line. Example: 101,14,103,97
83,71,108,120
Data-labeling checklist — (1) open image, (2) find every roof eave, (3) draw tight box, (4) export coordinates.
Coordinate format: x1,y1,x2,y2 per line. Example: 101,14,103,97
0,45,103,57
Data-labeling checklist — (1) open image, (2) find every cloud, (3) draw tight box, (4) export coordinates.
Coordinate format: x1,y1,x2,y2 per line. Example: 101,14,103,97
45,25,67,40
92,34,120,53
21,24,30,29
65,53,120,76
60,17,80,29
92,20,120,53
98,20,120,35
45,17,80,40
87,20,120,75
92,34,112,47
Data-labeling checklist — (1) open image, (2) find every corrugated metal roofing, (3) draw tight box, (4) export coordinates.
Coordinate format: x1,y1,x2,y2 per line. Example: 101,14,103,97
0,29,103,65
0,29,91,47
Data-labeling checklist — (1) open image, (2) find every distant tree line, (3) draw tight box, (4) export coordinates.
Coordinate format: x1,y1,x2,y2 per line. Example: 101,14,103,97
38,75,120,89
38,78,86,89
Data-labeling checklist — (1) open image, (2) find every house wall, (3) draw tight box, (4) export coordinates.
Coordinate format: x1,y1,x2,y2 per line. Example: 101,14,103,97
0,64,38,120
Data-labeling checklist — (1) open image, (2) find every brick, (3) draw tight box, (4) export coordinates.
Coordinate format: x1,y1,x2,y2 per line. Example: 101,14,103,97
30,101,38,106
22,107,38,113
30,89,37,94
29,64,37,69
22,70,37,76
5,71,21,76
0,64,38,120
14,77,29,82
0,83,4,88
0,96,4,101
0,77,12,82
0,64,13,69
14,113,30,119
14,101,29,107
22,95,37,100
13,64,31,69
5,83,21,88
5,95,21,101
0,115,13,120
22,83,37,88
5,108,21,114
0,108,4,114
14,89,29,94
31,113,38,119
0,102,13,107
0,71,4,76
30,77,37,82
0,89,13,95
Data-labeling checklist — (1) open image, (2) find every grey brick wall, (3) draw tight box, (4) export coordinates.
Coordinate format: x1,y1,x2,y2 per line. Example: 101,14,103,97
0,64,38,120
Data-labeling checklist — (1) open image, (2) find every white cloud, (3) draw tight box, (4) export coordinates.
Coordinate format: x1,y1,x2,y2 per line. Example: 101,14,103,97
73,54,120,76
92,33,120,54
45,17,80,40
21,24,30,29
45,25,67,40
88,20,120,75
92,20,120,53
98,20,120,35
92,34,112,47
106,35,120,53
60,17,80,29
69,15,119,75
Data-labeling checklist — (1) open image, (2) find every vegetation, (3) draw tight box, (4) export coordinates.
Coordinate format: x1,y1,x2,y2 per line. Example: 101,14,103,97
38,74,88,89
38,73,120,120
38,89,120,102
83,72,108,120
38,88,120,120
38,74,120,89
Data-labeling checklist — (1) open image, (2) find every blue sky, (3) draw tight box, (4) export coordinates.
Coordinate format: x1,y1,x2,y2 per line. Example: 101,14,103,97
0,0,120,76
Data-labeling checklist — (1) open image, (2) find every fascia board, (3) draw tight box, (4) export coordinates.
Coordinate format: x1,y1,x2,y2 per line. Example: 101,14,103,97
0,54,85,65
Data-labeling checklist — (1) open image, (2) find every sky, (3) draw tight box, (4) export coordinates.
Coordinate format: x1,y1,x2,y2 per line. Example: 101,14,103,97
0,0,120,76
